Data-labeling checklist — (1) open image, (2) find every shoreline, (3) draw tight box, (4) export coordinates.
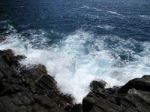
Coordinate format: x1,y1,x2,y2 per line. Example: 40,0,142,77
0,49,149,112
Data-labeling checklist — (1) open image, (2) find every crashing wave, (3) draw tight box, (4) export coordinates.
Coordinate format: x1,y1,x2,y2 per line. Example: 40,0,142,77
0,25,150,102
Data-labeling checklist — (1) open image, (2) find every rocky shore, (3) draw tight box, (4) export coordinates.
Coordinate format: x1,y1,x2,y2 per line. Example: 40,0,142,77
0,49,150,112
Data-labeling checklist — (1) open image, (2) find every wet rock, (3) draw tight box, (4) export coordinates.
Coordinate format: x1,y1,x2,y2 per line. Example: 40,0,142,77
71,104,82,112
83,97,95,112
0,49,72,112
119,77,150,94
82,75,150,112
15,55,26,61
142,75,150,81
90,80,106,93
0,49,25,67
0,49,150,112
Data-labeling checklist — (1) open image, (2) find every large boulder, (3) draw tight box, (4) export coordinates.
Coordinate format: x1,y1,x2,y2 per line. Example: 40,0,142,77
82,75,150,112
119,76,150,94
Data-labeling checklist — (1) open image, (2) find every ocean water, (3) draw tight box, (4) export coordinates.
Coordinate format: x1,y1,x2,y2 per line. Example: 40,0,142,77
0,0,150,102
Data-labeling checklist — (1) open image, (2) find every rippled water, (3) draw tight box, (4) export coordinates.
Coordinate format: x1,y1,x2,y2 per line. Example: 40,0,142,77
0,0,150,102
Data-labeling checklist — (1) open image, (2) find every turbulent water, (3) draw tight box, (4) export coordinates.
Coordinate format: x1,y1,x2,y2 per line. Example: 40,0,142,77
0,0,150,102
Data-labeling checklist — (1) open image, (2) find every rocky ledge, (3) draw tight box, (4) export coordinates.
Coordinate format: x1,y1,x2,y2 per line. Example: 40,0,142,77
0,49,149,112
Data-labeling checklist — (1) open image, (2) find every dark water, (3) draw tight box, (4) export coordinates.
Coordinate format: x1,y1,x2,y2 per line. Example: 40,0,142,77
1,0,150,40
0,0,150,102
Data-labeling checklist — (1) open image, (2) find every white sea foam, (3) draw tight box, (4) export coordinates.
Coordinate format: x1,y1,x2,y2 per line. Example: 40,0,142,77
107,11,124,17
80,5,102,12
80,6,124,17
139,15,150,20
80,5,90,9
93,7,102,12
97,25,115,30
88,14,99,19
0,25,150,103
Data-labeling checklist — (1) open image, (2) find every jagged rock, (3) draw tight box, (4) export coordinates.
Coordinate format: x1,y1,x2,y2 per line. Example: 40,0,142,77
0,49,26,67
0,49,150,112
82,75,150,112
83,97,95,112
71,104,82,112
0,49,72,112
119,77,150,94
90,80,106,93
142,75,150,81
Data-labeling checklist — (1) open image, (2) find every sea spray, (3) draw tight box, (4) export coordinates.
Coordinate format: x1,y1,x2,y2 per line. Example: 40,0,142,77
0,25,150,102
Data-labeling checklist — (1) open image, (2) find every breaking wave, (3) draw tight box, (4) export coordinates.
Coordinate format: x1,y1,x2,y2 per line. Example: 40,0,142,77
0,25,150,102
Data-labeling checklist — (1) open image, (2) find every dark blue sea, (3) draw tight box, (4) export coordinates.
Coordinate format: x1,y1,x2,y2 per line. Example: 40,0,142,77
0,0,150,102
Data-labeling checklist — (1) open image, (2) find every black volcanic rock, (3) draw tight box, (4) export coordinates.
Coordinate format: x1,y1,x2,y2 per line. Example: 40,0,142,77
82,76,150,112
0,49,73,112
0,49,150,112
90,80,106,93
119,76,150,94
